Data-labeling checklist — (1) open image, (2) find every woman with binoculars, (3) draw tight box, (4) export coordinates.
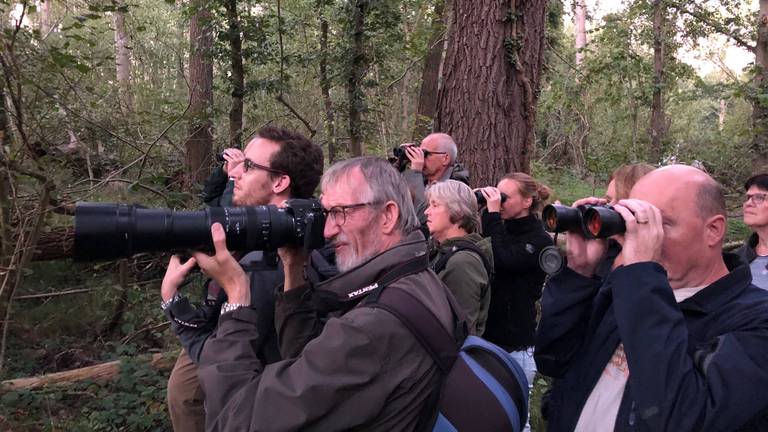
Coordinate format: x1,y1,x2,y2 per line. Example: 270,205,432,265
476,172,553,431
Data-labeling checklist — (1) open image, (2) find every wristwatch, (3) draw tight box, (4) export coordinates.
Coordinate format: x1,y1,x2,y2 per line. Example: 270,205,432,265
160,293,182,311
221,302,250,315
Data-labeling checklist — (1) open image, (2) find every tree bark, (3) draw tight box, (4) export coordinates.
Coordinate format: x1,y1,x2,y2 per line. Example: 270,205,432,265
0,86,11,266
114,0,134,113
649,0,667,164
752,0,768,171
225,0,244,148
346,0,368,157
413,0,451,139
185,0,214,184
318,2,337,162
435,0,548,186
574,0,587,66
39,0,53,36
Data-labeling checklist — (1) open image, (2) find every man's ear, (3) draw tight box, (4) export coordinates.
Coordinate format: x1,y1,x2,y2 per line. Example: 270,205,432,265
380,201,400,235
704,214,726,247
272,174,291,195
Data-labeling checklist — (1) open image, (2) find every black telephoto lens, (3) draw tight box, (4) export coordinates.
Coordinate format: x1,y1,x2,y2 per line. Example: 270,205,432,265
541,204,583,233
74,199,326,261
583,206,626,239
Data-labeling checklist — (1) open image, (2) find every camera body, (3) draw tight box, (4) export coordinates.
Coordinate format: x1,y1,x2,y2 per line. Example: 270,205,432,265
74,198,326,261
391,145,414,172
541,204,625,239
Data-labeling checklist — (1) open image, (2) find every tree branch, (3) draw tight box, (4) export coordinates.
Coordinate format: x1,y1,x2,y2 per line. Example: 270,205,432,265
275,94,317,137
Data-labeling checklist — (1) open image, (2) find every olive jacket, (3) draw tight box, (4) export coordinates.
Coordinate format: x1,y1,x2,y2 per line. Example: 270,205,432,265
197,231,456,432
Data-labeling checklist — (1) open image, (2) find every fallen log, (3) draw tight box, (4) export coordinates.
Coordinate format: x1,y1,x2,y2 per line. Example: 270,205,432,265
0,351,177,391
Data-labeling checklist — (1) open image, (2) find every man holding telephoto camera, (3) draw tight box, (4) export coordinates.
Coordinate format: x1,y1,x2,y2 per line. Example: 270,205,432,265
160,126,329,432
535,165,768,431
190,157,457,431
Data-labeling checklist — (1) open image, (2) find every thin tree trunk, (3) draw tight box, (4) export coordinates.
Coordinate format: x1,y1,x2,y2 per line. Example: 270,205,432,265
318,3,337,162
185,0,214,184
346,0,368,157
39,0,53,36
114,1,133,113
649,0,667,163
225,0,244,148
0,86,11,266
575,0,587,66
719,99,727,130
413,0,450,139
435,0,548,186
752,0,768,171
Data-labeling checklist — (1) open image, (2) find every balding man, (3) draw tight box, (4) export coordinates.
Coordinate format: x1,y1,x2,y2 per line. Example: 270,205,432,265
401,133,470,228
536,165,768,431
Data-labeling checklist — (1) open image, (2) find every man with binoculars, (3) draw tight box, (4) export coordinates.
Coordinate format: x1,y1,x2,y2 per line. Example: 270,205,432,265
535,165,768,431
399,133,469,228
160,126,326,432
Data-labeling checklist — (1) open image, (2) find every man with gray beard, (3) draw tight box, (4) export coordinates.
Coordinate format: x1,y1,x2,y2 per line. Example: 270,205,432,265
192,157,457,431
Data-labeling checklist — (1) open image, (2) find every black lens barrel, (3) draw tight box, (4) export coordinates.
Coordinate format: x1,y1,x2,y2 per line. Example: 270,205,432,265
74,200,325,261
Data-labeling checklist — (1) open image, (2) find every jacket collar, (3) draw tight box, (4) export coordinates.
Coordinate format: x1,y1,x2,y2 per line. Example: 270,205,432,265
312,230,428,312
678,253,752,313
505,213,543,236
744,232,759,261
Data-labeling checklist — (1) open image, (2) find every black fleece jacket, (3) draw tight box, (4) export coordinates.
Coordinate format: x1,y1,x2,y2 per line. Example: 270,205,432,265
481,211,553,351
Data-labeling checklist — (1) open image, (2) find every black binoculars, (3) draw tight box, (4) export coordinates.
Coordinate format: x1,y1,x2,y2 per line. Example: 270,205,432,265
541,204,626,239
474,191,508,207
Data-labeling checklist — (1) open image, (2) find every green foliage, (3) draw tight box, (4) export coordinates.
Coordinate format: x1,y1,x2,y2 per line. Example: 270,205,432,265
0,356,172,431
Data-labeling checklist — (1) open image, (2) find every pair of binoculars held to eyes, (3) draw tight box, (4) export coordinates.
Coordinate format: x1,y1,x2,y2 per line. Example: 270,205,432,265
542,204,626,239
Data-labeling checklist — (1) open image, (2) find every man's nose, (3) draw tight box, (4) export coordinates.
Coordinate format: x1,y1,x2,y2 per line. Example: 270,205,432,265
324,217,340,239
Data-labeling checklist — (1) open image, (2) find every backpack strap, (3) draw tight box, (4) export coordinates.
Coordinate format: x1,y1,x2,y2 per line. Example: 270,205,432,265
373,287,460,373
431,239,494,284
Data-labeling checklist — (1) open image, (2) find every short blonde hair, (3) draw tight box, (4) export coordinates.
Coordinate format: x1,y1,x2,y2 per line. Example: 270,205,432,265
425,180,480,233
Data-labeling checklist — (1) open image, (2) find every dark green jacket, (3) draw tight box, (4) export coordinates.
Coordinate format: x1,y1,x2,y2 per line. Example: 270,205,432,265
429,233,493,336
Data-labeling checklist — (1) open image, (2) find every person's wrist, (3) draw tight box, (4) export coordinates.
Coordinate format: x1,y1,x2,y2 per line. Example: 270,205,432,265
161,286,179,302
283,263,306,292
160,292,182,310
221,302,249,315
568,260,597,278
411,162,424,171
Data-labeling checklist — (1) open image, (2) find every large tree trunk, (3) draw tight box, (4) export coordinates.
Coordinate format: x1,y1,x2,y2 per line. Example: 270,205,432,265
225,0,244,148
752,0,768,171
649,0,667,164
346,0,368,157
435,0,548,186
318,2,337,162
185,0,214,184
114,0,133,113
412,0,451,139
574,0,587,66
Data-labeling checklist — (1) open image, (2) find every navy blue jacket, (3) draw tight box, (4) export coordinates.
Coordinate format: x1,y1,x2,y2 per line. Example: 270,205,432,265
535,256,768,431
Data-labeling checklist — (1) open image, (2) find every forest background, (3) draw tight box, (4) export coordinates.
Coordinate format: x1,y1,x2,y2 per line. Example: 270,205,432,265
0,0,765,430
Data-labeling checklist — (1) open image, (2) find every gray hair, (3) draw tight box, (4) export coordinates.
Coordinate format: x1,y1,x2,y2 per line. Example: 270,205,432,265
321,157,420,234
428,133,457,164
425,180,480,233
